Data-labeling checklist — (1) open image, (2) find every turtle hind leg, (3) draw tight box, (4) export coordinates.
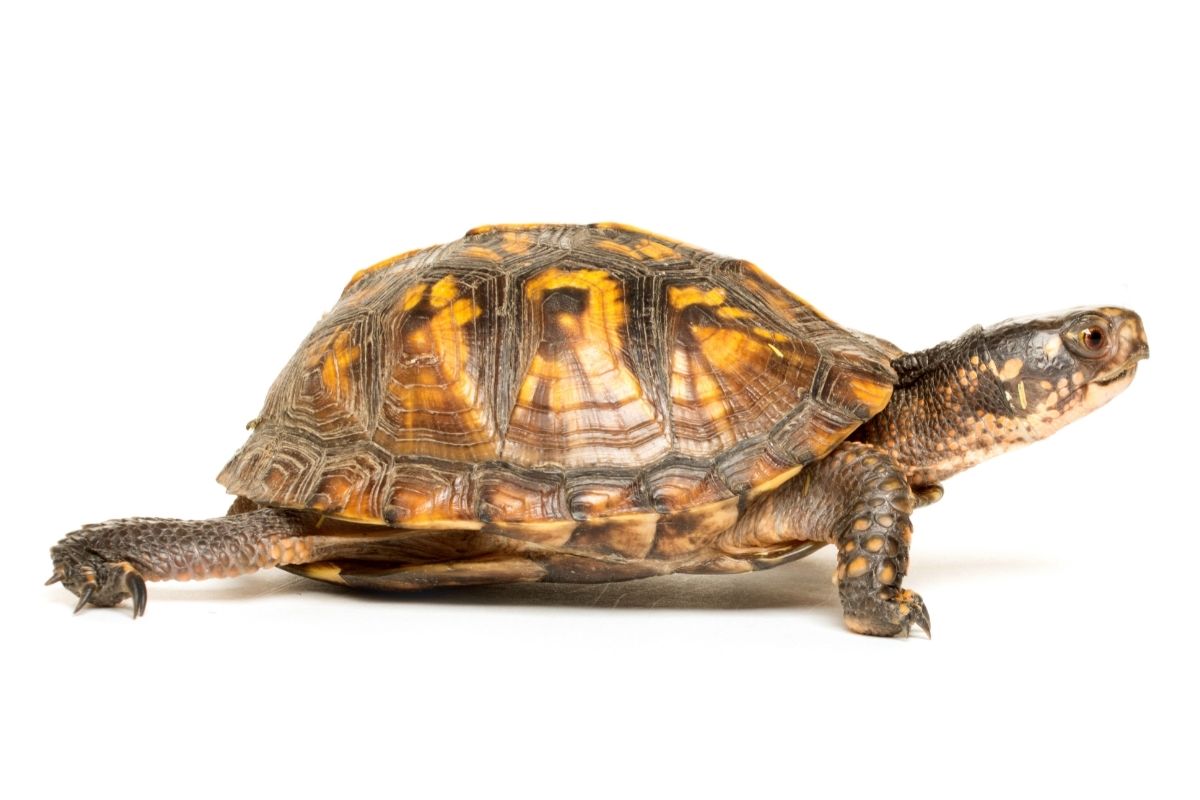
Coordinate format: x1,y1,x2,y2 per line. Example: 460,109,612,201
49,508,318,617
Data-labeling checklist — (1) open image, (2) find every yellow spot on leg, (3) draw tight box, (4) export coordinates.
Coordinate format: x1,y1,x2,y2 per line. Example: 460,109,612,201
846,556,870,578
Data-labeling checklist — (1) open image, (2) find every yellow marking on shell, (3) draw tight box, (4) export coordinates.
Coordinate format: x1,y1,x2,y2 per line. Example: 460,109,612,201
754,327,790,343
1017,381,1028,409
694,326,764,370
594,238,645,260
385,275,492,457
670,345,732,435
591,221,684,245
848,377,893,415
345,246,427,289
746,465,803,500
430,274,458,309
881,479,903,491
636,239,679,260
500,232,534,254
716,306,753,320
767,342,784,358
555,313,581,337
510,268,662,452
406,326,430,350
462,245,502,263
852,517,871,532
294,562,346,584
466,222,555,236
402,283,426,311
394,518,485,531
864,536,885,553
526,267,614,296
999,358,1024,380
426,295,483,399
846,556,870,578
319,330,363,399
669,285,727,309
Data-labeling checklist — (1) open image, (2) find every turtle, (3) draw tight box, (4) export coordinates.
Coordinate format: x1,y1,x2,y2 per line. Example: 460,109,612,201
47,223,1149,636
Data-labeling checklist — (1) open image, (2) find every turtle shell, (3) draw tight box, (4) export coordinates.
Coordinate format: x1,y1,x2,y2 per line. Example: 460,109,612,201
219,223,895,542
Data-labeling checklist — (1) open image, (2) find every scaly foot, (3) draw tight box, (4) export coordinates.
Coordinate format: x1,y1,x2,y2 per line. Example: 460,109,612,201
843,587,930,638
48,532,148,618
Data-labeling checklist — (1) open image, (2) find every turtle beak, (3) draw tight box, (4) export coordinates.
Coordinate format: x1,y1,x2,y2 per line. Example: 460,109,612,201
1085,308,1147,405
1106,307,1149,374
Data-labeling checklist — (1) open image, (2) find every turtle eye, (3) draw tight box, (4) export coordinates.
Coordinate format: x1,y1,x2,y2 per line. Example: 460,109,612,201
1080,326,1108,353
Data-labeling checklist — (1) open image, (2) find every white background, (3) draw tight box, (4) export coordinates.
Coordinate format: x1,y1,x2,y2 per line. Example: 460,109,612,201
2,2,1196,798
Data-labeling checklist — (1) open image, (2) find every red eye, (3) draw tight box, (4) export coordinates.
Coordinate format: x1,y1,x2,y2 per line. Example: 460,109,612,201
1081,326,1107,352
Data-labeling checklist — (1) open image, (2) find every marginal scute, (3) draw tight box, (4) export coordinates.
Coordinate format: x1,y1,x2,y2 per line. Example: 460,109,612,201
306,447,392,521
474,465,565,522
219,223,897,540
383,460,474,526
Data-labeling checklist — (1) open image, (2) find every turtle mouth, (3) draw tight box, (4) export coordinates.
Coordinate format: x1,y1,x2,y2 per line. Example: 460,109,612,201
1094,344,1148,387
1095,366,1135,387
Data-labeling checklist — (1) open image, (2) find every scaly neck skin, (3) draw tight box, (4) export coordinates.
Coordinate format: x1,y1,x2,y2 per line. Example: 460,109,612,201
853,307,1148,488
854,328,1034,487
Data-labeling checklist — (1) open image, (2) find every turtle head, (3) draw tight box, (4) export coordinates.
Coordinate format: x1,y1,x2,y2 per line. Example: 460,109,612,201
980,306,1149,438
857,306,1148,485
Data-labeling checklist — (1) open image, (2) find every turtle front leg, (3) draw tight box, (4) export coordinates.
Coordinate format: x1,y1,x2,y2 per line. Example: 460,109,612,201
723,442,929,637
825,449,928,637
48,508,316,617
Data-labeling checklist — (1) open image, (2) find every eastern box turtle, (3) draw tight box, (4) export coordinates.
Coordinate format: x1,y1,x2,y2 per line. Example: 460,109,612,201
48,223,1149,636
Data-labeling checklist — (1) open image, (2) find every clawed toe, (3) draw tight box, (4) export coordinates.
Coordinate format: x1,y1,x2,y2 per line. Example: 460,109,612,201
903,591,931,638
50,536,148,618
844,588,931,638
128,570,147,618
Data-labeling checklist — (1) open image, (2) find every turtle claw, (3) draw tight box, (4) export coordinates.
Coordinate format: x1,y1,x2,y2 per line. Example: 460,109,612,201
50,535,148,618
903,591,931,639
73,584,95,614
129,572,148,619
